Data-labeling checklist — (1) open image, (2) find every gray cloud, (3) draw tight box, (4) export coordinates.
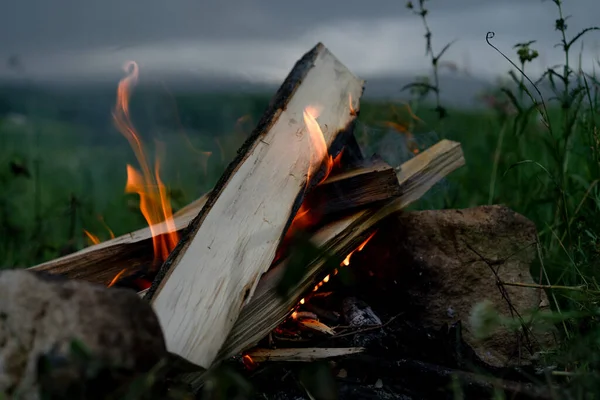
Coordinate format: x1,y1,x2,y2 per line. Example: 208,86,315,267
1,0,599,82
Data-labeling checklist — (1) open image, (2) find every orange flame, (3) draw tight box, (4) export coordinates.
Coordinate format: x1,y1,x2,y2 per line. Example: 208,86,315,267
276,105,340,261
83,216,116,247
107,269,127,288
98,215,116,239
83,230,101,245
349,93,357,116
342,230,378,267
303,106,333,187
114,61,179,267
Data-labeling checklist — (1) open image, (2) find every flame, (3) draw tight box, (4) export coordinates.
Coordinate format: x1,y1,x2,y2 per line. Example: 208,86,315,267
83,216,116,247
342,230,378,266
107,269,127,288
113,61,179,269
98,216,116,239
295,230,378,308
349,93,357,116
83,230,101,245
332,149,344,171
303,106,333,186
275,106,341,262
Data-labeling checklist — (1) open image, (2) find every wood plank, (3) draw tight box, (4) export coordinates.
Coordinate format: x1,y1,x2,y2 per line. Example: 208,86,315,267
215,139,464,364
27,194,210,285
144,43,365,369
302,156,400,222
28,157,400,286
246,347,365,363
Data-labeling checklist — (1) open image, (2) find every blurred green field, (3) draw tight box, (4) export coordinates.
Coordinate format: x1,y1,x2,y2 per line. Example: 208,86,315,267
0,95,531,266
0,92,596,285
1,1,600,394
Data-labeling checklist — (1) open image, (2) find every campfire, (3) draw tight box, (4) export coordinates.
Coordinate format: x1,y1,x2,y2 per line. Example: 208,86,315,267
27,43,474,393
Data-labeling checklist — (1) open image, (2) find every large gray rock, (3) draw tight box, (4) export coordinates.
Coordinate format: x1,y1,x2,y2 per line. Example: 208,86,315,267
0,269,166,399
353,205,556,368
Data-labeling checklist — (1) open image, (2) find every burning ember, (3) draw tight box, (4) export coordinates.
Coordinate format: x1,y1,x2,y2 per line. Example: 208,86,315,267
245,229,378,368
291,229,378,319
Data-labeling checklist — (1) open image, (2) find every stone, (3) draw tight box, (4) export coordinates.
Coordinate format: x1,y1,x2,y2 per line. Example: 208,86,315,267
0,269,166,399
352,205,557,368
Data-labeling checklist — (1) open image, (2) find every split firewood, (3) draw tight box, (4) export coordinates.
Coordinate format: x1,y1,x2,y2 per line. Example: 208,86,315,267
28,156,395,286
137,139,461,298
144,42,365,369
180,139,464,392
215,139,464,365
301,155,401,223
245,347,364,363
27,194,210,285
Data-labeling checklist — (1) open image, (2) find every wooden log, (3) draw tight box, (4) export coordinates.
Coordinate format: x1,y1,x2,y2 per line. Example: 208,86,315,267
27,194,210,285
216,139,464,365
179,139,464,392
27,158,399,286
245,347,364,363
302,156,400,222
144,43,365,369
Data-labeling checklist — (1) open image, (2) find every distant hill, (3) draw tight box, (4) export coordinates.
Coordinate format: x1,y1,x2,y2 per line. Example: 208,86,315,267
0,68,576,133
0,70,498,108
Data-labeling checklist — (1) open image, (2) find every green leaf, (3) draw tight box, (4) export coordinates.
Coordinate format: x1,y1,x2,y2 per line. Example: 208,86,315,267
433,39,457,64
500,87,523,114
567,27,600,49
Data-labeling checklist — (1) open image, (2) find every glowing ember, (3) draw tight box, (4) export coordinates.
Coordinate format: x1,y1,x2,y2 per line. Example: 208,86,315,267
341,230,378,267
114,61,179,268
242,354,258,371
294,229,378,310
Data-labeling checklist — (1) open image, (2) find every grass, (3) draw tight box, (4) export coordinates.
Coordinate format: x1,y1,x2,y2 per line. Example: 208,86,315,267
1,0,600,397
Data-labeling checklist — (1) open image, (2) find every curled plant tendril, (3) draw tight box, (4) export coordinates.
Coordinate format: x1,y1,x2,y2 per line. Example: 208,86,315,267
484,31,550,129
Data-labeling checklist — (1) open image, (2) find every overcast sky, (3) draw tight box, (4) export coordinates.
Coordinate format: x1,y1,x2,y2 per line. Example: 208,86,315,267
1,0,599,83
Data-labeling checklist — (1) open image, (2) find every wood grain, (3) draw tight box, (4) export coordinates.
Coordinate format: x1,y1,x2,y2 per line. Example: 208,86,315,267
145,43,365,369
